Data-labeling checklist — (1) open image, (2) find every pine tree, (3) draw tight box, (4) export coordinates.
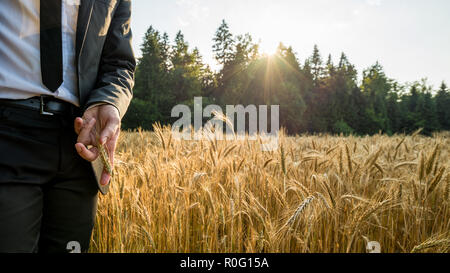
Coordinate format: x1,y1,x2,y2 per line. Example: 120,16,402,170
414,81,439,135
122,26,171,129
435,82,450,130
325,54,335,77
310,45,323,86
169,32,203,104
361,62,391,134
212,20,235,66
386,82,402,134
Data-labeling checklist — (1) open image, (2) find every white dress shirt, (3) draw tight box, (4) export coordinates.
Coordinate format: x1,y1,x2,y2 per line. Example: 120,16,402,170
0,0,81,106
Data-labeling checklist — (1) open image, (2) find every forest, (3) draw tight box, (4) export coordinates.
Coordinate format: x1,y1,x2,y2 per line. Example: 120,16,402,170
123,20,450,136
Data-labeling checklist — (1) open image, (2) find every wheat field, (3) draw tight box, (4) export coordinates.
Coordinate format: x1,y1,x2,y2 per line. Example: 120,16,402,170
90,125,450,253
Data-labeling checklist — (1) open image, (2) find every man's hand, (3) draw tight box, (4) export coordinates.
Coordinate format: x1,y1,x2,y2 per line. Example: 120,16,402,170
74,104,121,186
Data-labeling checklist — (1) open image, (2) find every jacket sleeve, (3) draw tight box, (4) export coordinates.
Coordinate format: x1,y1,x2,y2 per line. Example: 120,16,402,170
85,0,136,119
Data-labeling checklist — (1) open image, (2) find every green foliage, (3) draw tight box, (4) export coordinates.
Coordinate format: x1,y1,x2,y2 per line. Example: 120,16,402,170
361,62,391,134
123,22,449,136
333,120,354,135
122,27,206,130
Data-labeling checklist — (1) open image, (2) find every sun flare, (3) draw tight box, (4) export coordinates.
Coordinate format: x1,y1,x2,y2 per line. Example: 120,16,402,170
259,41,278,56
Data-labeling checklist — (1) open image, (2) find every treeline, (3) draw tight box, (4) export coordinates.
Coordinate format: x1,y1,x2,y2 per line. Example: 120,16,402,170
123,20,450,136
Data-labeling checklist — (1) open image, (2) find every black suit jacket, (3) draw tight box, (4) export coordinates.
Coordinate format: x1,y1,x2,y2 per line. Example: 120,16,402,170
76,0,135,118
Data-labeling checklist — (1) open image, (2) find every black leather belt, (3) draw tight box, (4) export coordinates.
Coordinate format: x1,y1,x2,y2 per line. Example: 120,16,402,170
0,96,78,116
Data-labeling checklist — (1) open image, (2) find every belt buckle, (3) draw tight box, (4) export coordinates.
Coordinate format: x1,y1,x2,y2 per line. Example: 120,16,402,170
40,96,54,116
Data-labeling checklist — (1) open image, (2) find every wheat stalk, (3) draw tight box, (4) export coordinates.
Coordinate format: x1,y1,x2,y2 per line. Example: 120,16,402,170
98,137,113,176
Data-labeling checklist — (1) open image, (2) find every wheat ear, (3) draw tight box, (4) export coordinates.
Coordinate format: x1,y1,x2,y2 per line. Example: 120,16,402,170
97,137,113,176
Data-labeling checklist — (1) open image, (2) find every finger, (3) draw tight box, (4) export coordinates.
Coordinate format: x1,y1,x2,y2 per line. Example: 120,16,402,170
77,118,96,145
74,117,84,135
99,118,120,145
100,170,111,186
75,143,99,162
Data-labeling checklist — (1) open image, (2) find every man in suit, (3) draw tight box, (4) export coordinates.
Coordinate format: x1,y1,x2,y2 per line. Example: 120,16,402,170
0,0,135,253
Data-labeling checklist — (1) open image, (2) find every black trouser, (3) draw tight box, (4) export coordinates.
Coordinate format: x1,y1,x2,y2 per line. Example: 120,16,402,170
0,103,98,253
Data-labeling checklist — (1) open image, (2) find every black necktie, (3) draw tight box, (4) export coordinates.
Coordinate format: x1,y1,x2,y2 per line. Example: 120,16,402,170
40,0,63,92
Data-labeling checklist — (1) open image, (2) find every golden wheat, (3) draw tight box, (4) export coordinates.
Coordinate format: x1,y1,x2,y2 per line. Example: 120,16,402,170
90,127,450,253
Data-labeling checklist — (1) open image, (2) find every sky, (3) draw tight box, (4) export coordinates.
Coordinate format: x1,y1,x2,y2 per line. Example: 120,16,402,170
131,0,450,88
